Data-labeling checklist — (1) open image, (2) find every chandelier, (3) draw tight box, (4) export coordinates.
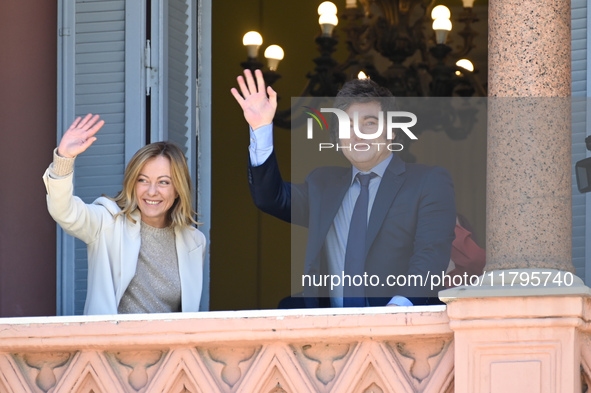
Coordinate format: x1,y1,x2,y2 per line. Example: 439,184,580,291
240,0,485,132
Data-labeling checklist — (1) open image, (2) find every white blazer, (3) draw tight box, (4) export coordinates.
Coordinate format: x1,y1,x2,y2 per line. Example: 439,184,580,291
43,168,206,315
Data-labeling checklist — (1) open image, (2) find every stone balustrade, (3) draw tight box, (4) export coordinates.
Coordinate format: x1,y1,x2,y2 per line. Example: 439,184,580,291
3,296,591,393
0,306,453,393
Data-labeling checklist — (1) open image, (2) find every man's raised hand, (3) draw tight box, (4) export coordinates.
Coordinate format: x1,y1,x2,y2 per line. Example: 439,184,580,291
230,69,277,130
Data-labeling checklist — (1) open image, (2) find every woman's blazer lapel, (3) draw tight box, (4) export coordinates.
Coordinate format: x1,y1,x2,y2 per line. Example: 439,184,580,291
175,226,204,312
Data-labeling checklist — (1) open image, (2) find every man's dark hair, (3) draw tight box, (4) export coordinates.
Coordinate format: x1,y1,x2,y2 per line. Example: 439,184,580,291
330,78,399,143
336,78,393,102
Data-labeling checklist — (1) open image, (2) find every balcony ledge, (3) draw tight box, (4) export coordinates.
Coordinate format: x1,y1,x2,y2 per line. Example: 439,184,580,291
0,305,450,351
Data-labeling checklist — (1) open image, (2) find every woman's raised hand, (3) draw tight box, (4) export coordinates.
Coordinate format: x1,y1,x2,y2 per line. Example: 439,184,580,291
231,69,277,130
58,114,105,158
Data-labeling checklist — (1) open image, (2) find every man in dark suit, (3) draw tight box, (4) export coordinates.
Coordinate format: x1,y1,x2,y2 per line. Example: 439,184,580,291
231,69,456,307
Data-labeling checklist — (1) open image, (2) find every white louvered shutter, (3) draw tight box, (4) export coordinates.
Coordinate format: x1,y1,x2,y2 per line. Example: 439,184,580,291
58,0,145,315
149,0,197,183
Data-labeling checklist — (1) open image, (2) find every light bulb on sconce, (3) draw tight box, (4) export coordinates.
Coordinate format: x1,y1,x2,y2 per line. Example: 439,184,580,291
317,1,337,15
318,1,338,37
456,59,474,71
319,13,339,37
431,5,451,20
432,17,452,44
264,45,284,71
357,71,368,79
239,31,283,86
455,59,474,75
243,31,263,58
431,6,452,44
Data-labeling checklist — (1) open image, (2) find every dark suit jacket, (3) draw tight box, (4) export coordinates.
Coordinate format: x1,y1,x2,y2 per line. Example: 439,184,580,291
248,150,456,307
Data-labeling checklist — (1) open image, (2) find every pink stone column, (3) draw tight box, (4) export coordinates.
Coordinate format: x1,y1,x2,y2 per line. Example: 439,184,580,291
488,0,571,97
486,0,572,271
442,2,591,392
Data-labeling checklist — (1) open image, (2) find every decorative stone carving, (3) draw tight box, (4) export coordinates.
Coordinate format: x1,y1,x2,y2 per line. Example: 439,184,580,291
236,344,317,392
0,354,31,393
391,338,447,382
21,352,72,392
301,343,350,385
339,361,397,393
268,382,288,393
445,381,455,393
207,346,257,387
362,382,384,393
142,348,219,393
49,351,124,393
74,371,107,393
112,350,163,390
0,377,8,393
163,369,196,393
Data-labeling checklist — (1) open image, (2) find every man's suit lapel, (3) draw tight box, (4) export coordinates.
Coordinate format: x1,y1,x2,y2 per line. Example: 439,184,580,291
366,155,407,248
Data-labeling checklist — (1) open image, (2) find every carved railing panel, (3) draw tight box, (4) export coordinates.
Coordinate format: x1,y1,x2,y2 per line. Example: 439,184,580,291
0,308,452,393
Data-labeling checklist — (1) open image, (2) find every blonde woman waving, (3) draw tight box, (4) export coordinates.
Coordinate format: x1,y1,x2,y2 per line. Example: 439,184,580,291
43,114,205,315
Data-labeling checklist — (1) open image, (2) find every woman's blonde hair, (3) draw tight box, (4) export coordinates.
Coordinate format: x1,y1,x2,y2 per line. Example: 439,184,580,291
109,142,198,228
